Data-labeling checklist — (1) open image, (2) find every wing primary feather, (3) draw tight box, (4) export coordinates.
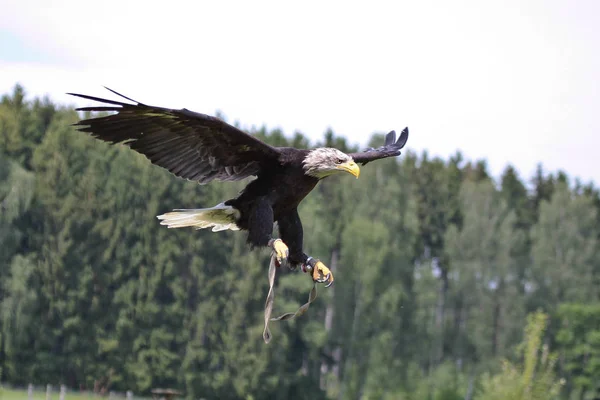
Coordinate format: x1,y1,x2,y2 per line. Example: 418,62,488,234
176,157,204,178
150,145,196,166
77,113,153,126
170,156,200,177
197,170,219,184
75,106,121,112
102,87,142,104
385,130,396,145
161,148,201,170
189,162,215,179
133,135,183,153
396,127,409,149
67,92,131,107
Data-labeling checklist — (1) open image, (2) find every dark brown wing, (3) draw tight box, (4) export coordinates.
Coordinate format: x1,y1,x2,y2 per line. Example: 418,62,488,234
68,87,283,184
349,127,409,165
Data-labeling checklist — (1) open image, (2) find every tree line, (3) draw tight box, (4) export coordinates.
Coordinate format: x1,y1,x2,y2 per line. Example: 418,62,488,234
1,84,599,399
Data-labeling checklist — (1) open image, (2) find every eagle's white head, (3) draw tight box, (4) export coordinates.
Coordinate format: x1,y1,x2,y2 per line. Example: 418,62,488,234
302,148,360,179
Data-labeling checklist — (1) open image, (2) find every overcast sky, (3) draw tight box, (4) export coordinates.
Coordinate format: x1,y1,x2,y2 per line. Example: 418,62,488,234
1,0,599,187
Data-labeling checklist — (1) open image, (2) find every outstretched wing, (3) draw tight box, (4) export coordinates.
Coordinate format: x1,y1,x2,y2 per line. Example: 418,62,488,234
68,87,283,184
349,127,409,165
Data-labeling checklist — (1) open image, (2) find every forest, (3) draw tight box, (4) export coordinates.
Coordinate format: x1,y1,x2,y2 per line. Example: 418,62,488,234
1,84,599,400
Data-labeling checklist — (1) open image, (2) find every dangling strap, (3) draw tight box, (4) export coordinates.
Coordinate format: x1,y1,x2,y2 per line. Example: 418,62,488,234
262,254,278,343
263,254,319,343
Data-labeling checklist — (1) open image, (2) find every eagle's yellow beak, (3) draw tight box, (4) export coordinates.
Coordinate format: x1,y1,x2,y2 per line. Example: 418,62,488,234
337,161,360,178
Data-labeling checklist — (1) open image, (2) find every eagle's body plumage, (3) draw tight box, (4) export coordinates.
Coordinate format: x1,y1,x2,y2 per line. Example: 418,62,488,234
68,88,409,284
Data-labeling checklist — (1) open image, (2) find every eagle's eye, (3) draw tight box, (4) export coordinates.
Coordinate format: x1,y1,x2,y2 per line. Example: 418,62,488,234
336,158,344,164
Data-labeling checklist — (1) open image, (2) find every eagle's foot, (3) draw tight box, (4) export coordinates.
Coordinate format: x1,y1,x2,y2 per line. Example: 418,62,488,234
313,261,334,287
269,238,289,267
302,258,334,287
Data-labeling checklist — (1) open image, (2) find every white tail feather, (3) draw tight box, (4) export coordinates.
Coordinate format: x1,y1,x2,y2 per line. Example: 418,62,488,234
156,202,240,232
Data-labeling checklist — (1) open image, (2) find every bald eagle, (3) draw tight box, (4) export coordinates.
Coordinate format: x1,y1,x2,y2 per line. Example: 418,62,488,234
68,88,409,287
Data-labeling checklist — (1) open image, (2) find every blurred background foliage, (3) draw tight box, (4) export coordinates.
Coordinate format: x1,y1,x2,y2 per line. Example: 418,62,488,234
1,84,598,399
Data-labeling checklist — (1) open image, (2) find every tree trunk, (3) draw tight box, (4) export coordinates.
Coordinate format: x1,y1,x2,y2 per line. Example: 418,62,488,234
491,281,504,357
338,282,362,400
320,246,339,391
435,264,449,363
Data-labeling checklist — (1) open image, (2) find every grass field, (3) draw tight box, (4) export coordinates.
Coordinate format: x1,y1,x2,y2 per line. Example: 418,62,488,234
0,388,135,400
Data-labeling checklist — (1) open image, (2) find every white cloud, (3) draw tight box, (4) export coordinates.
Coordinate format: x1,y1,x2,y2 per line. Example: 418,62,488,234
1,0,599,186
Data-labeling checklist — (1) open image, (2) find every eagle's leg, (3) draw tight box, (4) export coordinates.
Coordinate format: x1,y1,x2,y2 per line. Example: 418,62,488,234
268,238,290,267
304,258,334,288
247,197,289,266
278,209,334,287
277,208,307,269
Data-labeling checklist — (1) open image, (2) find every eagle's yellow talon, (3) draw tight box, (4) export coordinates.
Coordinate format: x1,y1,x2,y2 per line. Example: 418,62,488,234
270,239,289,266
313,261,334,287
